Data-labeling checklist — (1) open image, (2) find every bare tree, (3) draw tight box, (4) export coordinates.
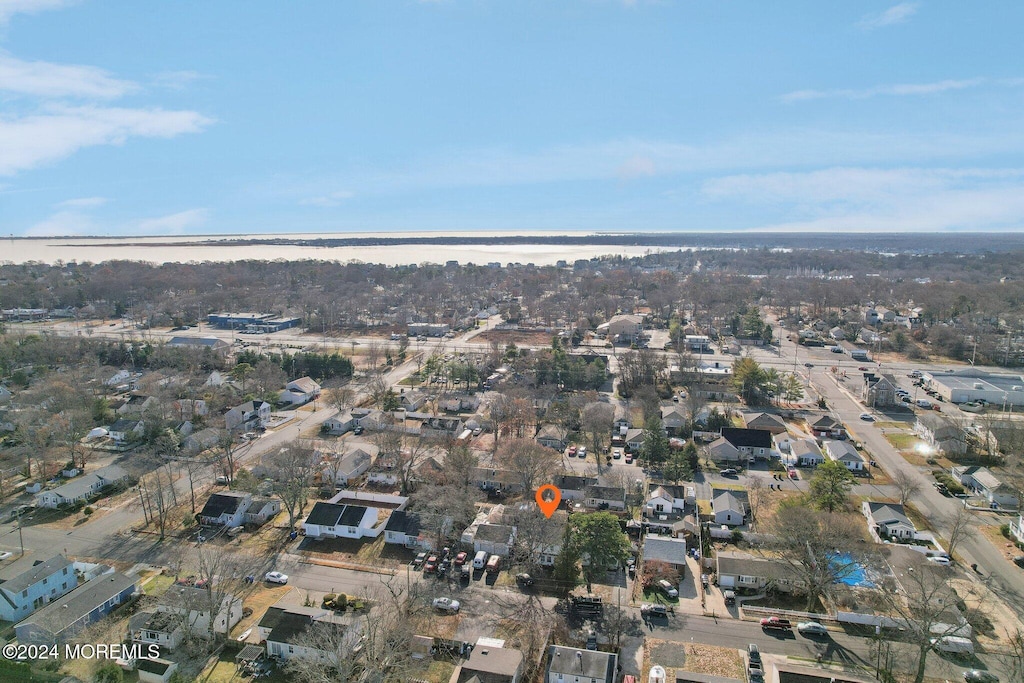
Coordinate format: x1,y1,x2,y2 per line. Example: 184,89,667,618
892,469,922,506
216,429,239,484
746,476,767,529
944,503,972,559
138,466,175,539
581,402,614,468
500,438,560,495
264,439,316,531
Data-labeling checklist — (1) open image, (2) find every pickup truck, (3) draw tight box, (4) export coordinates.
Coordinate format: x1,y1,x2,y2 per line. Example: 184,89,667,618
759,617,793,631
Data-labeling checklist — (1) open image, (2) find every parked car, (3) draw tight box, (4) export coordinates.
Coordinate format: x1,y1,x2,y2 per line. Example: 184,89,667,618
515,573,534,587
797,621,829,636
625,454,634,464
412,552,426,568
432,597,461,613
453,551,468,566
916,399,932,409
613,449,622,459
567,446,577,457
759,617,792,630
859,413,875,421
719,468,738,476
641,603,668,618
264,571,289,584
578,446,587,458
424,555,438,573
353,425,364,435
656,579,678,598
723,590,736,605
747,643,761,663
787,468,798,480
804,362,814,368
963,672,998,683
927,556,951,566
1012,555,1024,568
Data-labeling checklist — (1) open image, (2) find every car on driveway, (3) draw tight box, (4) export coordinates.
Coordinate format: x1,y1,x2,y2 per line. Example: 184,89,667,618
424,555,438,574
578,446,587,458
264,571,288,584
515,573,535,587
797,621,829,636
656,579,678,598
567,446,577,457
432,597,461,613
613,449,622,459
625,454,633,464
787,468,798,480
719,468,738,476
747,643,761,663
859,413,875,421
963,671,999,683
453,551,468,566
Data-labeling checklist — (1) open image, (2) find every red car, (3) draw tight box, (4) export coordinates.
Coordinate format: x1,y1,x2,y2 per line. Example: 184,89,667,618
424,555,438,574
625,454,634,464
567,446,577,456
453,551,468,566
787,468,798,480
858,366,869,371
760,617,792,630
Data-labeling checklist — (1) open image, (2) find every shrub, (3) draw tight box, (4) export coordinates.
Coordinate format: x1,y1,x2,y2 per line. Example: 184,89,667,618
94,663,124,683
731,529,744,543
1000,524,1012,538
83,506,94,516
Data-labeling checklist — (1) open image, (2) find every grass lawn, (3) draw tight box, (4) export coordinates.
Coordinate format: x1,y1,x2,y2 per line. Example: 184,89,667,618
641,586,679,606
141,572,175,597
198,653,289,683
682,643,745,679
884,432,917,450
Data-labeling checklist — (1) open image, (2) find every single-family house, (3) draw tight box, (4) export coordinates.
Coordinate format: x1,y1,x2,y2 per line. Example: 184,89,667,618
645,484,695,517
470,467,525,495
706,437,743,463
916,414,967,456
258,603,351,663
553,474,598,501
383,510,431,550
466,523,517,557
197,491,252,527
743,413,788,435
34,465,130,508
584,485,625,511
643,535,687,571
862,373,898,408
117,393,158,415
108,418,144,443
546,645,617,683
536,423,570,450
0,555,76,622
280,377,321,406
661,405,689,433
323,410,357,435
808,415,845,440
302,502,378,539
398,390,427,412
454,643,524,683
624,428,646,452
829,327,846,341
137,658,179,683
720,428,773,461
243,497,281,525
952,466,1019,509
1010,513,1024,544
420,416,464,439
789,439,824,467
824,440,866,472
224,400,271,433
711,488,748,527
862,501,916,540
15,570,136,645
182,427,221,454
323,446,375,486
441,394,481,413
172,398,208,421
715,551,802,592
136,585,243,645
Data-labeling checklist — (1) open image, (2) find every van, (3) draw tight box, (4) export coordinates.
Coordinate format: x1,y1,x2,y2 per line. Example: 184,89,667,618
472,551,488,570
916,399,932,409
657,579,679,598
930,636,974,656
485,554,501,574
227,526,244,537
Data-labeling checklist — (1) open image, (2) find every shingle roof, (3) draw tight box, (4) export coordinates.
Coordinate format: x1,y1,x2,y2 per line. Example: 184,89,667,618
459,646,524,683
643,535,688,566
0,555,72,594
474,524,515,544
865,501,913,528
287,377,319,393
17,571,135,635
712,488,748,514
304,502,347,526
585,486,625,501
715,551,795,582
383,510,421,536
199,492,249,519
338,505,369,527
721,427,772,449
547,645,616,680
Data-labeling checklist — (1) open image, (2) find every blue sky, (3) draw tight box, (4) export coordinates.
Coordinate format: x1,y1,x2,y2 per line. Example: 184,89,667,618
2,0,1023,236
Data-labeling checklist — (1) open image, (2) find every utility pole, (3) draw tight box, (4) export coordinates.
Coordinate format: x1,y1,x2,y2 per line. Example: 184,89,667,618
16,507,24,557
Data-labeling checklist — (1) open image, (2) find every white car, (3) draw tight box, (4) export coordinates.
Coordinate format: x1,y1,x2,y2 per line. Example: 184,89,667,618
432,597,461,613
927,556,951,566
859,413,875,422
0,551,12,561
264,571,289,584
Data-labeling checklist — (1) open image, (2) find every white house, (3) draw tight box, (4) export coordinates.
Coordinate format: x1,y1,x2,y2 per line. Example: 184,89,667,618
0,555,76,622
862,501,917,540
1010,514,1024,544
224,400,271,432
258,603,352,663
302,502,378,539
135,586,242,646
623,428,645,452
280,377,321,406
197,491,252,527
383,510,431,550
952,466,1019,509
107,418,144,443
323,410,356,435
34,465,130,509
824,440,866,472
706,437,742,463
788,438,824,467
322,446,375,486
716,551,802,592
645,484,694,517
243,497,282,525
711,488,747,527
554,475,598,501
466,523,517,557
137,658,178,683
546,645,617,683
916,414,967,457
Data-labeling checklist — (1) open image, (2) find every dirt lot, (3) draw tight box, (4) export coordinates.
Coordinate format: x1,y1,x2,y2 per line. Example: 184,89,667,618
645,639,745,682
469,329,554,346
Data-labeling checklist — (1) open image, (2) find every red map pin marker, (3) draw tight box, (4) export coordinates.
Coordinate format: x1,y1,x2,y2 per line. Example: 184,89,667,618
535,484,562,519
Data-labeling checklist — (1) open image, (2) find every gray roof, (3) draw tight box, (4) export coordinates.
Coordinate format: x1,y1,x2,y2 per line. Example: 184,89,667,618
825,440,863,462
547,645,616,681
199,491,249,519
716,551,795,582
474,523,515,544
159,585,235,612
460,646,524,682
790,439,823,459
43,465,130,502
865,501,914,529
712,488,748,514
17,571,136,635
0,554,72,594
584,485,625,501
643,535,688,566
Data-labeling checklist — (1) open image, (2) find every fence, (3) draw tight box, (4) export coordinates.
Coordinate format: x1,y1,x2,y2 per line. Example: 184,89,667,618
742,604,838,624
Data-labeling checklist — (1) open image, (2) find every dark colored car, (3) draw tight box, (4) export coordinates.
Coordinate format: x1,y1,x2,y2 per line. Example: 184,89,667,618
759,617,792,630
963,671,999,683
515,573,535,587
1012,555,1024,568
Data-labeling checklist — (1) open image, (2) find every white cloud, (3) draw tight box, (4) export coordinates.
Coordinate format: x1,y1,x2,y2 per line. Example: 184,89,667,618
0,0,71,25
700,166,1024,232
135,208,208,234
858,2,919,30
617,155,656,180
57,196,107,208
25,209,95,236
0,105,213,175
781,78,995,103
151,70,206,90
300,190,355,207
0,51,136,99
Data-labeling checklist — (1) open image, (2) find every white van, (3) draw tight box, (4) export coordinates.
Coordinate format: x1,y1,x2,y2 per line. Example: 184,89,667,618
472,550,488,570
930,636,974,656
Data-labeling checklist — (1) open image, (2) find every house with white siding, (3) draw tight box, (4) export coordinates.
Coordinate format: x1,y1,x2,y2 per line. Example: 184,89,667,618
301,502,378,539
